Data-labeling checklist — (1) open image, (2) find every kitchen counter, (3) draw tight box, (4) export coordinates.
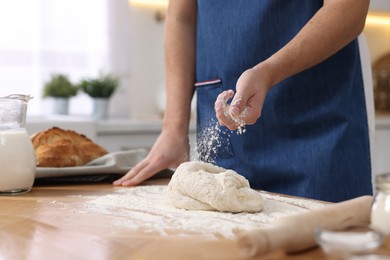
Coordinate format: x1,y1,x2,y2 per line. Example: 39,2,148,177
1,178,389,260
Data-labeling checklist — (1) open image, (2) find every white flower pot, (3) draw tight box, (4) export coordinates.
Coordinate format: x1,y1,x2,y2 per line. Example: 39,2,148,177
93,98,109,119
53,98,69,115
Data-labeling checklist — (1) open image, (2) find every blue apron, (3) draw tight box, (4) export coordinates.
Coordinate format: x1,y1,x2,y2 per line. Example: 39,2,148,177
194,0,372,202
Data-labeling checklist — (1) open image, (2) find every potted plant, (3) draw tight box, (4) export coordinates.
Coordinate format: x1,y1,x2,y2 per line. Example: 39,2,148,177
78,72,119,119
43,74,79,115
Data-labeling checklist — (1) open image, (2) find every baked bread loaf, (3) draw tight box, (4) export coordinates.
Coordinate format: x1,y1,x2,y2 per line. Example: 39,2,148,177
31,127,109,167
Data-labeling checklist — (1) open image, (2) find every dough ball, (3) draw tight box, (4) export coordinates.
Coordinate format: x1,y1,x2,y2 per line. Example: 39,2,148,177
166,161,264,213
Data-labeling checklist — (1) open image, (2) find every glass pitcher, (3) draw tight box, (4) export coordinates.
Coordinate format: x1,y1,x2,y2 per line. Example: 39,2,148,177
371,172,390,235
0,94,35,195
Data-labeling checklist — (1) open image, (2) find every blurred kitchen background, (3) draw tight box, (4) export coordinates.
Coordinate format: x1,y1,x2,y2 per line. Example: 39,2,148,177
0,0,389,173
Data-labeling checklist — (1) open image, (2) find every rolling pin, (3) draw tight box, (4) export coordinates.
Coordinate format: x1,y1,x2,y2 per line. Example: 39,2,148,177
235,195,373,258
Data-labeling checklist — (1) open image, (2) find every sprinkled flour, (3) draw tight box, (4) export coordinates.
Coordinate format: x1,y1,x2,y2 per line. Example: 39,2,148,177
193,106,248,163
81,185,326,240
193,119,232,163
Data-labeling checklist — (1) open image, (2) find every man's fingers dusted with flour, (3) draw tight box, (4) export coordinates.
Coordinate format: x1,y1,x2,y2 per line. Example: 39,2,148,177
215,89,236,129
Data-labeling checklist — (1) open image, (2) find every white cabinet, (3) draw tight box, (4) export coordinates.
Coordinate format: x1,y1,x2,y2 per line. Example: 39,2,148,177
375,116,390,175
96,120,196,152
26,116,97,140
96,120,165,151
26,116,196,153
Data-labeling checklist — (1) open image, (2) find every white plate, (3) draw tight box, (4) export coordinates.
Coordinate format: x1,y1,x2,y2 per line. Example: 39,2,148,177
35,149,148,179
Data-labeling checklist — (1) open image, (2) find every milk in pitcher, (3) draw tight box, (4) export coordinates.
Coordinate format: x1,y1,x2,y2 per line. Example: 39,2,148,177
0,129,35,193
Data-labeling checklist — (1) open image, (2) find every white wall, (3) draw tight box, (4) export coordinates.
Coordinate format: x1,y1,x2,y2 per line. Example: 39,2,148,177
98,1,166,120
126,6,166,119
364,21,390,64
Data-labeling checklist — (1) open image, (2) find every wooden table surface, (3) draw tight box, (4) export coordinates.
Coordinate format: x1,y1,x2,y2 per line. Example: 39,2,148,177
0,178,389,260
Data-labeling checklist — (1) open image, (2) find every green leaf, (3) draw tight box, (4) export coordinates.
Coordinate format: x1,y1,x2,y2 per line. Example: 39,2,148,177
78,73,119,98
43,74,79,98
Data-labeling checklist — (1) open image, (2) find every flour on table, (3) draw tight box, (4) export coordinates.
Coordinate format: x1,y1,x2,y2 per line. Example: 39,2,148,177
82,185,326,240
166,161,263,213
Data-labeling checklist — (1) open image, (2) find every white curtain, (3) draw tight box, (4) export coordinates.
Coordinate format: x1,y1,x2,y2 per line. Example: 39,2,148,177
0,0,131,117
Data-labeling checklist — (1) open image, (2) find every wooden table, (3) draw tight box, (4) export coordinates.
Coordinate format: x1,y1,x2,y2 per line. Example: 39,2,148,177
0,178,389,260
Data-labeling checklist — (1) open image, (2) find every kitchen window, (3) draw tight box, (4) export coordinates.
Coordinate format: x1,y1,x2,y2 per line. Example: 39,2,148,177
0,0,130,116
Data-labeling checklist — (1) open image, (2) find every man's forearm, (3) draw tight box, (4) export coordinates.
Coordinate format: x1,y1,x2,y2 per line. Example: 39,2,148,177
261,0,370,86
163,0,197,135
